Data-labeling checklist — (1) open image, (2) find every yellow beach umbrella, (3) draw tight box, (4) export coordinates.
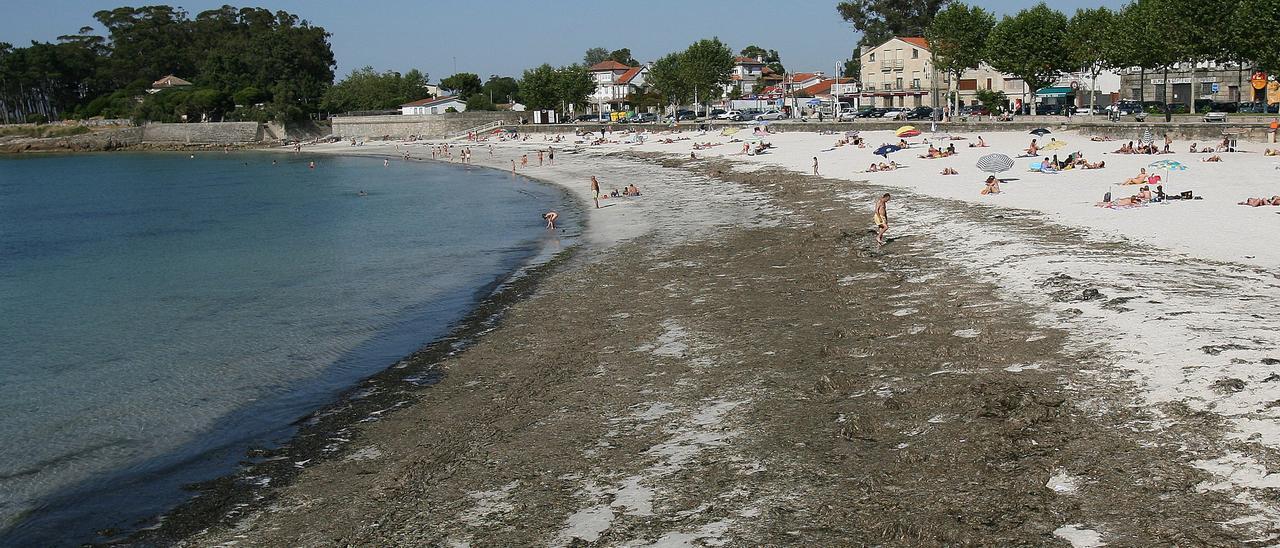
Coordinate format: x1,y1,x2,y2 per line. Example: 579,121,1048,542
895,125,917,137
1042,139,1068,151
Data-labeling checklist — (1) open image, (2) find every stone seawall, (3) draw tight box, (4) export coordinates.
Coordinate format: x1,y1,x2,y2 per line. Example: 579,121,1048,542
507,119,1274,143
331,112,522,139
142,122,264,144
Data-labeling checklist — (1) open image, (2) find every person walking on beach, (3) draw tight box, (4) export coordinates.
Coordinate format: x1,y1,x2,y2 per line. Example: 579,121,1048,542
548,147,555,165
872,193,891,246
591,176,601,208
812,156,819,176
538,150,544,166
521,154,529,169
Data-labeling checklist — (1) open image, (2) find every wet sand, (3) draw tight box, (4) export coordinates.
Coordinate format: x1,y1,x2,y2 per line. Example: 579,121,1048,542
163,146,1257,546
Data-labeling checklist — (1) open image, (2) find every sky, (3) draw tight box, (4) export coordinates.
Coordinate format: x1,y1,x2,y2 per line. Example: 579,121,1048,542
4,0,1128,82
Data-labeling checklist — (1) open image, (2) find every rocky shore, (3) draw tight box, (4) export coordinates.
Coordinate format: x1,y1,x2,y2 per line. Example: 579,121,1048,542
152,143,1256,547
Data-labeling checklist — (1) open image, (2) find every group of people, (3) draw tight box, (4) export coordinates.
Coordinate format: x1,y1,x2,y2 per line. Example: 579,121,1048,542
918,143,958,159
867,161,900,172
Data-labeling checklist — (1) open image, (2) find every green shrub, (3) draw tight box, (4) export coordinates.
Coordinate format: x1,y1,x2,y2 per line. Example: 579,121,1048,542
26,113,48,124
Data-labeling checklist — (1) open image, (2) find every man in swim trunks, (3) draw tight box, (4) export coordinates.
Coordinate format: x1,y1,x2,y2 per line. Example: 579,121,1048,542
873,193,891,246
590,175,601,208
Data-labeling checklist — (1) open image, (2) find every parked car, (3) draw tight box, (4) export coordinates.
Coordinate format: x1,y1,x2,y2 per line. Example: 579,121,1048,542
1111,101,1143,115
574,114,602,123
664,110,696,122
1208,101,1238,113
881,109,907,120
904,106,934,120
717,110,739,120
1074,105,1104,115
1034,103,1063,115
708,109,726,118
755,109,784,121
838,110,860,121
1238,101,1277,113
730,109,758,121
633,112,658,123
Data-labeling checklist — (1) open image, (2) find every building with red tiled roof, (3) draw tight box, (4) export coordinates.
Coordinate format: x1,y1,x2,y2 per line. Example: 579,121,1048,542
588,60,632,72
588,62,649,114
859,36,1022,112
399,96,467,115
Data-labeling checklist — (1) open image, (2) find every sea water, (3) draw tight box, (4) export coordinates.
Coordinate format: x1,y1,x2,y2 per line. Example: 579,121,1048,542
0,152,574,545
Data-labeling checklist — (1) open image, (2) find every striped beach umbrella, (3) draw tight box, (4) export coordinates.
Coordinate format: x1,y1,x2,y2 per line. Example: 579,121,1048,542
1140,129,1154,144
976,153,1015,173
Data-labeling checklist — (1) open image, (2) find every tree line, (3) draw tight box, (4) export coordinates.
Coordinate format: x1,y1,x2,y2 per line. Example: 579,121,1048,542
842,0,1280,114
0,5,335,124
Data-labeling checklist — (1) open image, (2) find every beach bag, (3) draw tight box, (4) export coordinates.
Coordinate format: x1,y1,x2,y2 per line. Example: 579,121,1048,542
1103,191,1112,202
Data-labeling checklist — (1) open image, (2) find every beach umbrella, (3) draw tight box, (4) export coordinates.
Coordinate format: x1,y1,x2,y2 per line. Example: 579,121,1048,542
1042,139,1068,151
1148,159,1187,183
1030,128,1051,136
874,144,901,158
844,130,860,138
721,127,740,136
976,153,1014,174
1140,129,1154,144
895,125,916,137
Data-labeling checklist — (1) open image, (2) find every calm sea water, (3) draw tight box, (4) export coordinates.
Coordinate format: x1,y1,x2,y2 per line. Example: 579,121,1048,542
0,152,574,545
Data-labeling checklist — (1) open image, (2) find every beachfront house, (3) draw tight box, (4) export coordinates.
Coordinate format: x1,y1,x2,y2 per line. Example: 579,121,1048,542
588,61,648,114
147,75,193,94
859,36,1030,112
399,96,467,115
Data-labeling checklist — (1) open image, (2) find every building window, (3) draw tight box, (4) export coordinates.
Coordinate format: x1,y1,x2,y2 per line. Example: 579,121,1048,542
431,107,438,114
986,78,992,90
1200,82,1215,95
912,49,919,59
912,78,920,89
883,83,891,90
896,77,903,89
869,52,875,62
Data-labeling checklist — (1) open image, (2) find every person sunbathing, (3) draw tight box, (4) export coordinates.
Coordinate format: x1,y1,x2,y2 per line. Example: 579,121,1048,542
920,145,940,159
868,163,880,172
1123,168,1149,185
898,139,909,149
946,144,957,156
981,175,1001,195
1203,155,1223,162
1265,148,1278,156
1039,158,1058,173
1238,196,1280,206
941,167,958,175
1025,139,1039,155
1084,160,1106,169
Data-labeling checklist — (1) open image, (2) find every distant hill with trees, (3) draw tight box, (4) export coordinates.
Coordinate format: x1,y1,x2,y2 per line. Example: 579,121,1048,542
0,5,335,123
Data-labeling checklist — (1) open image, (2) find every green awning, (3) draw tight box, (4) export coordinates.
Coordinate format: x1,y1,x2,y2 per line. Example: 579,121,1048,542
1035,86,1074,98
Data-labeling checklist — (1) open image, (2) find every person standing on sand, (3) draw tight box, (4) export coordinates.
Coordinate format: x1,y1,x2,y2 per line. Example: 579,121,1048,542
1270,118,1279,144
538,150,544,166
511,159,516,174
872,193,891,246
548,147,555,165
812,156,819,176
591,176,601,208
521,154,529,169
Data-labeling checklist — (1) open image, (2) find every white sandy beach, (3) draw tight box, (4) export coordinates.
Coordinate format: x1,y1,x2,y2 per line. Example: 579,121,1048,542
291,126,1280,543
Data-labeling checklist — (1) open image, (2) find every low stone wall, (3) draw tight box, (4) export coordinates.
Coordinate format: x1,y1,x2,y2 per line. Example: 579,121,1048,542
509,119,1275,143
331,112,523,139
142,122,263,144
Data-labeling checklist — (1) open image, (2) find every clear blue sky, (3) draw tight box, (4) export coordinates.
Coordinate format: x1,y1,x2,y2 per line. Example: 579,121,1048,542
3,0,1127,82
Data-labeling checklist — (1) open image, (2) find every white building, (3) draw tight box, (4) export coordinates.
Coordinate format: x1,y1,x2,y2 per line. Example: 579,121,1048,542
588,60,648,113
399,96,467,115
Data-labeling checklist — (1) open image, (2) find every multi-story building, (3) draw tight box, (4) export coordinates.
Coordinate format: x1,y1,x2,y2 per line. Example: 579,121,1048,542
859,36,1053,112
587,60,648,113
